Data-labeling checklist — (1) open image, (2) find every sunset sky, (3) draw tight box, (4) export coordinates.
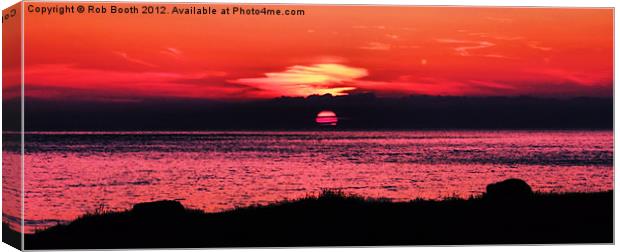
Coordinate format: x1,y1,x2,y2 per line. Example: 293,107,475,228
15,4,614,101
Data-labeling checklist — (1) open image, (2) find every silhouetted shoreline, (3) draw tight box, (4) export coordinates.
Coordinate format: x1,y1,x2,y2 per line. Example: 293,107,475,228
6,179,614,249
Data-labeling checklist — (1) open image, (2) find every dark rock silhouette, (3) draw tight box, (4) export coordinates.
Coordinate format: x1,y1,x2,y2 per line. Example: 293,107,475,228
485,179,533,201
14,180,613,249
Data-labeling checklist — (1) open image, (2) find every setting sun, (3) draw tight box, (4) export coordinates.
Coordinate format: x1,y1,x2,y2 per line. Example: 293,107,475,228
315,110,338,126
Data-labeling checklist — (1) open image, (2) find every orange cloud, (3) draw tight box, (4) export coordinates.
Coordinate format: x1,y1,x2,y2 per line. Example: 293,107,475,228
113,51,157,68
231,64,368,96
360,42,391,51
527,41,553,51
436,39,495,56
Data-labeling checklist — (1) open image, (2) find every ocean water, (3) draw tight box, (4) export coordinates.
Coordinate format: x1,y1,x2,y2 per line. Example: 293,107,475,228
3,130,614,232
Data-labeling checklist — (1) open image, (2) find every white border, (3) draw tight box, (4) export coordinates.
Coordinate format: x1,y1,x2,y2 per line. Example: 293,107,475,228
1,1,617,252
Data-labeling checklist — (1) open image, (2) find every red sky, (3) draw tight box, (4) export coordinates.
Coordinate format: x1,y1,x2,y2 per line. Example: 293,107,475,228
17,4,613,101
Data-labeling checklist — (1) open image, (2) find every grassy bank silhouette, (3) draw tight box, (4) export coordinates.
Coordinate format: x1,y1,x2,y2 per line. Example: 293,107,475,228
10,179,614,249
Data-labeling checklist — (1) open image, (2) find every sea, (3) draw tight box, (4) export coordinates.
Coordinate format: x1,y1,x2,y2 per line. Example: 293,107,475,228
1,130,613,232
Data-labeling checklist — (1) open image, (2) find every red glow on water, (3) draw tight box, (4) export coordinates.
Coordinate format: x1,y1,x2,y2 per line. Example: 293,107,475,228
316,110,338,126
7,131,614,233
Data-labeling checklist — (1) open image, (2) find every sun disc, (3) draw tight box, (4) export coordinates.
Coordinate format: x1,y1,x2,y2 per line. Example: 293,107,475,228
316,110,338,126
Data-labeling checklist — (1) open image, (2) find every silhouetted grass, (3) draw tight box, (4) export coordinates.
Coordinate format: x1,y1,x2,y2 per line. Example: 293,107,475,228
20,188,613,249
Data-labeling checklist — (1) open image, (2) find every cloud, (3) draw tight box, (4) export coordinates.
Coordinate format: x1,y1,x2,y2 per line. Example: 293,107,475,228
468,32,489,37
468,80,517,90
160,47,183,58
475,34,524,41
483,54,518,60
396,45,421,49
528,68,609,86
493,36,524,41
465,31,524,41
231,63,368,97
171,71,229,85
352,25,386,30
352,25,414,32
22,64,244,100
528,41,553,51
351,78,473,96
436,39,495,56
354,74,609,97
486,17,513,23
113,51,157,68
360,42,391,51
